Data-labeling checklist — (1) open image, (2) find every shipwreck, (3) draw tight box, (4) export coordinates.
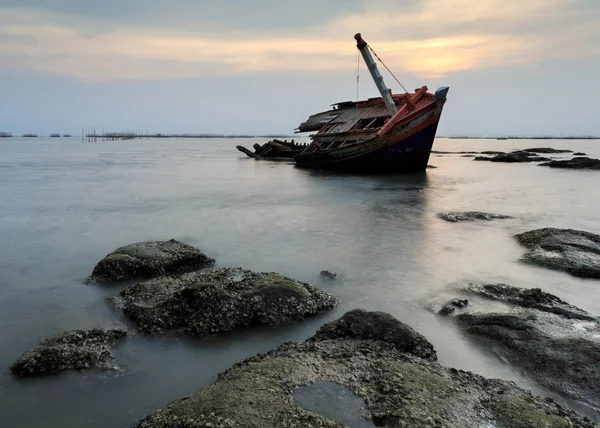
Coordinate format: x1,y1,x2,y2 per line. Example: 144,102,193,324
238,33,449,173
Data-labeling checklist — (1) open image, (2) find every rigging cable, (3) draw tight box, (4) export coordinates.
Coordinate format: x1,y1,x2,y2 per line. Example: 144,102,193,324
356,50,360,104
367,44,409,94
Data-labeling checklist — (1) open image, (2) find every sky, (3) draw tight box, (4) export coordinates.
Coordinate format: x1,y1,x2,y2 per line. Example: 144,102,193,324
1,0,599,136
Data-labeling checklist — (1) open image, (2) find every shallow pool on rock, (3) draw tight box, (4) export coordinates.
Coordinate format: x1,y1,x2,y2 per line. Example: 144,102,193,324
292,381,376,428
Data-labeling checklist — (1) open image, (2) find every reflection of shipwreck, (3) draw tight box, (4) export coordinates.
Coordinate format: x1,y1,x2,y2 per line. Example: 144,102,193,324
237,33,449,173
236,139,307,160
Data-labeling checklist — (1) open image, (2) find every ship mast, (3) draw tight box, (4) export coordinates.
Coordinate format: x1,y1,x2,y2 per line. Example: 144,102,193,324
354,33,398,116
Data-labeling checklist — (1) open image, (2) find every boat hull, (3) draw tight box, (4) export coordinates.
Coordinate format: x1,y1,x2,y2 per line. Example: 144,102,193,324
295,120,440,174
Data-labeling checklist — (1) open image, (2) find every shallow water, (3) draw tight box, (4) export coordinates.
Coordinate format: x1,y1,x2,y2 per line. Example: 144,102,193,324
1,137,599,426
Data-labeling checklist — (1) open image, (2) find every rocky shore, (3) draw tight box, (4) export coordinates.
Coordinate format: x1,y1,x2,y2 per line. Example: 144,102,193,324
441,284,600,414
515,228,600,278
134,309,597,428
10,326,127,377
113,267,338,336
88,239,215,283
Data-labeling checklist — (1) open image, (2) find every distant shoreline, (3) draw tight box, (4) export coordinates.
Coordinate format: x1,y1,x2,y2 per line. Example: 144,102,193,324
439,136,600,140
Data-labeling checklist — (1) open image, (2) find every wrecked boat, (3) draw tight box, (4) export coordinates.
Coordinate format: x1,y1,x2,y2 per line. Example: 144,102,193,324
236,139,306,160
293,33,449,173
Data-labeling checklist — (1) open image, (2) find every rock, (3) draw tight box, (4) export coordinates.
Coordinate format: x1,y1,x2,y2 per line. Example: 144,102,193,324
311,309,437,360
523,148,573,154
134,311,596,428
426,165,438,168
480,150,506,155
438,211,511,222
539,157,600,170
514,228,600,278
574,152,587,156
438,298,469,316
10,327,127,377
475,151,552,163
467,283,596,320
456,311,600,412
461,154,476,157
117,267,338,336
320,270,337,279
444,284,600,413
89,239,215,283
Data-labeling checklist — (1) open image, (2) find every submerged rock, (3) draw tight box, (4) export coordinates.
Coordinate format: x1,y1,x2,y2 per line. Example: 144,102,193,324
89,239,215,283
134,310,595,428
574,152,587,156
10,327,127,377
446,284,600,413
467,283,596,320
438,298,469,316
539,157,600,170
117,267,338,336
474,151,551,163
523,147,573,154
438,211,511,222
320,270,337,279
514,228,600,278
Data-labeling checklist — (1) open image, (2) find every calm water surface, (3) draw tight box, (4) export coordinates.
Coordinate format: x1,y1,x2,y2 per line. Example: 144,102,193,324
1,137,599,426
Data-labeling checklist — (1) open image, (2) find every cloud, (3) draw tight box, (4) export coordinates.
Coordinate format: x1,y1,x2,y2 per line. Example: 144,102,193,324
0,0,598,81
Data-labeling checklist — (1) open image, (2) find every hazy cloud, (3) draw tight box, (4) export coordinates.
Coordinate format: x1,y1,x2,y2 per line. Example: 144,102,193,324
1,0,598,81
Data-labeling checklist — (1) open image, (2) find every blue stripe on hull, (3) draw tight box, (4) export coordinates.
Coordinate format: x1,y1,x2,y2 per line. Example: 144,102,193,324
297,121,440,174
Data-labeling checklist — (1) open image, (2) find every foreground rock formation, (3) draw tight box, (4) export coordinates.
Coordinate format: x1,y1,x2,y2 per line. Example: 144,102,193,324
447,284,600,414
135,309,596,428
115,267,338,336
11,327,127,377
515,228,600,278
89,239,215,283
539,157,600,170
438,211,511,222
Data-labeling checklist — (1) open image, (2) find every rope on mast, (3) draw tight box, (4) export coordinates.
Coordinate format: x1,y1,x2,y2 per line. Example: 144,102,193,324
367,44,409,94
356,50,360,104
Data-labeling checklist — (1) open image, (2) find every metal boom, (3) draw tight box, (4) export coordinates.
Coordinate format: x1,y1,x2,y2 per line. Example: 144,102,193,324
354,33,398,116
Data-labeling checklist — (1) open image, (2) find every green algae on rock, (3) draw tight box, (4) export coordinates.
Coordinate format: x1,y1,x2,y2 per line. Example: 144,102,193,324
133,310,596,428
88,239,215,283
514,228,600,279
116,267,338,336
10,326,127,377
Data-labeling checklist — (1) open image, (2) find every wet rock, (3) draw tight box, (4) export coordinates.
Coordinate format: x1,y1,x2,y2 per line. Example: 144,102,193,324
457,311,600,413
523,148,573,154
320,270,337,279
438,211,511,222
467,283,596,320
134,311,595,428
514,228,600,278
426,164,438,168
89,239,215,283
117,267,338,336
447,284,600,413
311,309,437,360
10,327,127,377
461,154,476,157
438,298,469,316
574,152,587,156
480,150,506,155
474,151,551,163
539,157,600,170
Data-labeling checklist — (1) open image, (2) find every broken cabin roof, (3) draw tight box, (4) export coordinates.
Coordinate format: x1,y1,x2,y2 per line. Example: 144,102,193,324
296,101,390,133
